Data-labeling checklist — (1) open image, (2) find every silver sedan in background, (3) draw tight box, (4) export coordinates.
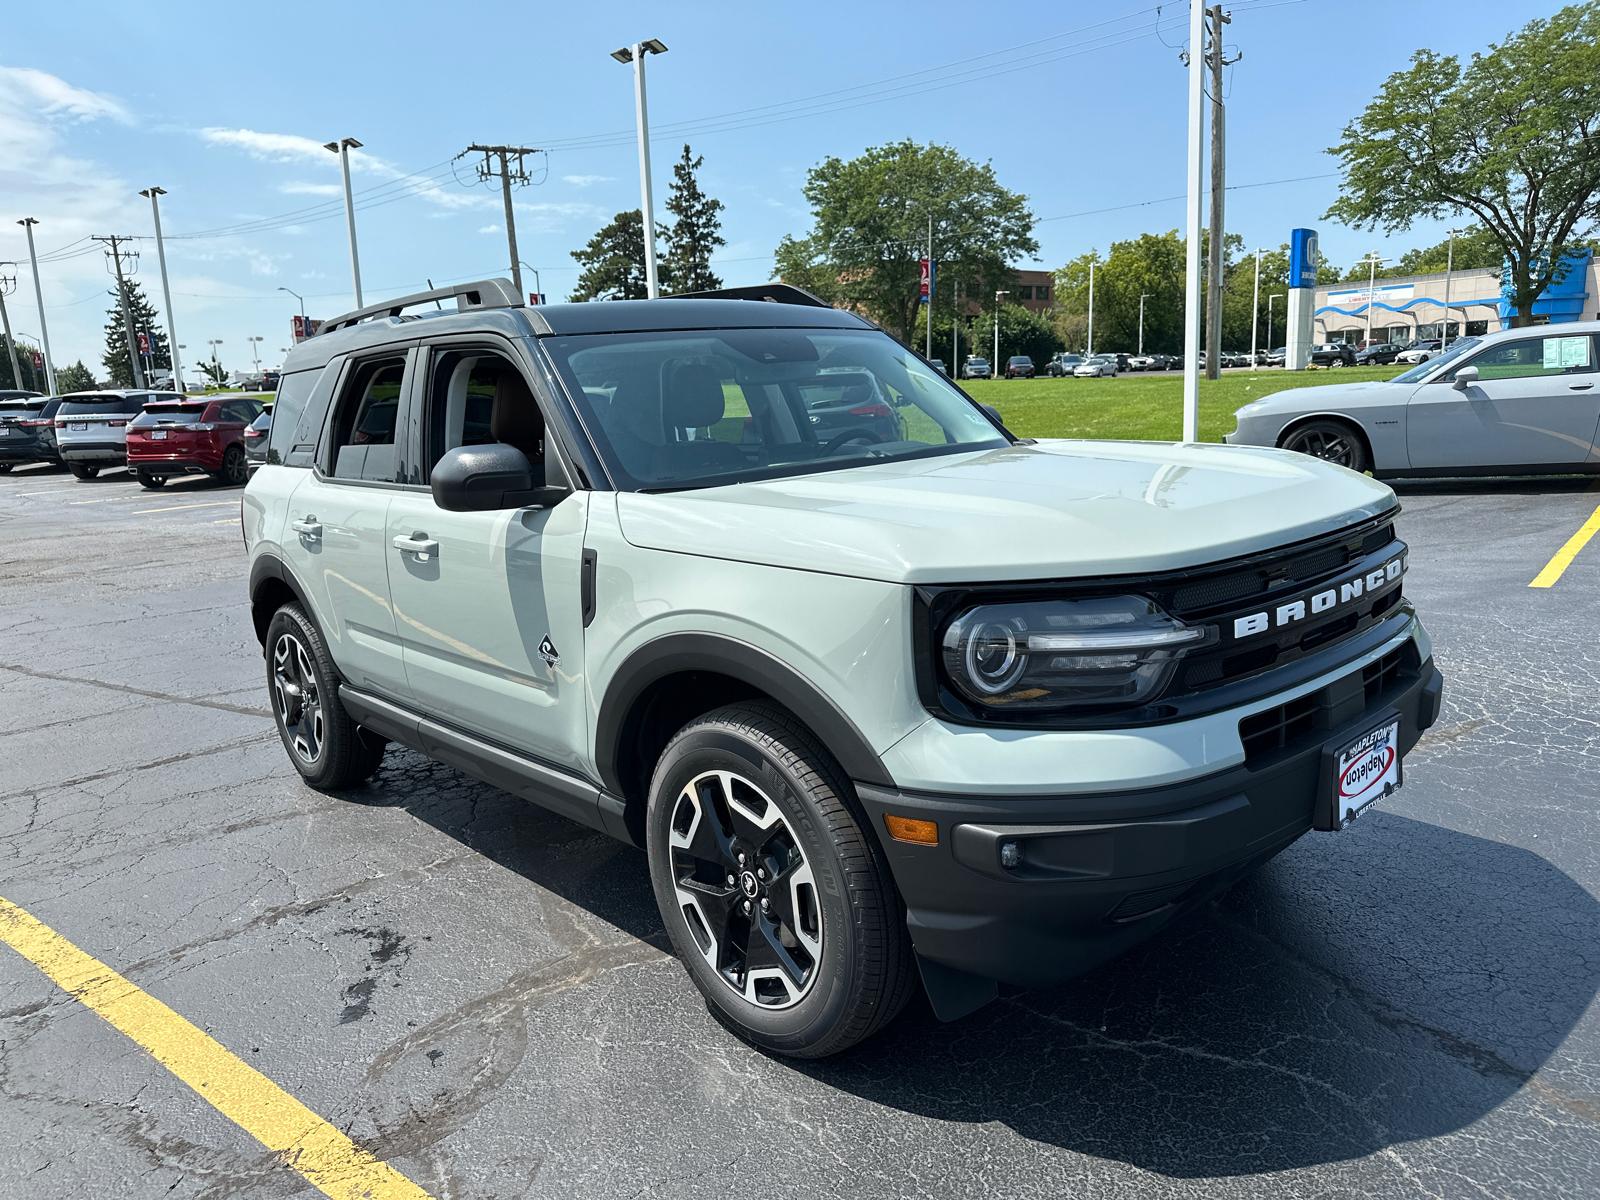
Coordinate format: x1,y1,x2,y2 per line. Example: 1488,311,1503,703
1226,322,1600,476
1073,353,1120,378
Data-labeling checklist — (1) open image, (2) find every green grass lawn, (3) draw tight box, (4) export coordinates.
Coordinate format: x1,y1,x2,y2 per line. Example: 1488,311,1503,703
963,366,1410,443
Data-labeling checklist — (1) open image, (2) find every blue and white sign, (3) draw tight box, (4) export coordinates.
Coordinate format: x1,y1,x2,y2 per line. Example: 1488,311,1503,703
1289,229,1319,290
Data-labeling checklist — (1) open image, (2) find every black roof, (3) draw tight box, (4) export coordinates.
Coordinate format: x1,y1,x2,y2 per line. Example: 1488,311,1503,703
531,298,871,337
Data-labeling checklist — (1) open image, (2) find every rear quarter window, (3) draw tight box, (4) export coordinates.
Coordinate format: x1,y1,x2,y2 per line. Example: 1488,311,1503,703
265,368,327,467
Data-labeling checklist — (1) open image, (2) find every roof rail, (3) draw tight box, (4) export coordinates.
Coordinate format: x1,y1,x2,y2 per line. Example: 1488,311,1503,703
318,278,523,334
669,282,834,309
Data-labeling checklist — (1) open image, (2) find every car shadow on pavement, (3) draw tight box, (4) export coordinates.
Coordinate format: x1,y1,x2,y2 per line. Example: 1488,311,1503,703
1389,475,1600,497
336,754,1597,1179
795,811,1598,1177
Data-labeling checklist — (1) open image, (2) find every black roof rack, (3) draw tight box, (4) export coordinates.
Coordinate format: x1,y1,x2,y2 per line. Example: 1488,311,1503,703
318,277,523,334
669,282,834,308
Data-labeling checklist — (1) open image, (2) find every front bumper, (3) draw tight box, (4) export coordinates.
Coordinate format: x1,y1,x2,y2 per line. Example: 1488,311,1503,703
858,653,1443,992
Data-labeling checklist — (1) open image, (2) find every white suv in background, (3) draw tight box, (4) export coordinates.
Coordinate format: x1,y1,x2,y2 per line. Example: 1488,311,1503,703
54,390,182,479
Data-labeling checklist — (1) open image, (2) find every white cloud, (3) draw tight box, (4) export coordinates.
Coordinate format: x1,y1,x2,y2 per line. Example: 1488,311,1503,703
563,174,609,187
478,223,501,234
279,181,343,196
0,66,129,123
200,128,360,166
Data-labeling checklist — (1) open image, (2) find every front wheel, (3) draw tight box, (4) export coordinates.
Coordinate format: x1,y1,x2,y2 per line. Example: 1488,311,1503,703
647,702,915,1058
1282,419,1371,473
264,603,387,790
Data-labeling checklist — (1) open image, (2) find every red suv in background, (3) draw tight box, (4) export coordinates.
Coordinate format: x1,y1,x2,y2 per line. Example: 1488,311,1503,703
126,396,263,489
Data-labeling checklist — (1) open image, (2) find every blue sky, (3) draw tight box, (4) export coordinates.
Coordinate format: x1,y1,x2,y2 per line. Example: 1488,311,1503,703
0,0,1568,377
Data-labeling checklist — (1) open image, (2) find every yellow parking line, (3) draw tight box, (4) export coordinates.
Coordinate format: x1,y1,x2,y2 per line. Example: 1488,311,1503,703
213,518,239,524
0,896,434,1200
134,501,238,515
1529,501,1600,588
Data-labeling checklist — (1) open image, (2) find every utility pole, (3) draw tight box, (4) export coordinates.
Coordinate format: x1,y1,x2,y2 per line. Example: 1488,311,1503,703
1181,1,1204,441
139,188,183,392
951,281,960,376
1204,4,1238,382
466,145,539,300
1138,292,1151,356
1267,292,1281,354
94,235,145,388
324,137,364,308
1087,256,1097,356
1441,227,1462,348
611,40,669,298
926,214,934,363
17,220,56,396
0,265,22,390
994,290,1008,370
1249,247,1268,366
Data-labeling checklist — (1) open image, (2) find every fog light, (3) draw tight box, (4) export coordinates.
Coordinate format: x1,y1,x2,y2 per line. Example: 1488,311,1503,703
999,840,1023,869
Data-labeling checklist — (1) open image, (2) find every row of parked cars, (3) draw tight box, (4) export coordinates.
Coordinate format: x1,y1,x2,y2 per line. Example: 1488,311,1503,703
0,388,271,488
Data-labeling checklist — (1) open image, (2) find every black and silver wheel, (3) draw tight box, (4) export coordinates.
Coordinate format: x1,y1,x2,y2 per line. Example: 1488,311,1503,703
218,445,248,486
647,702,915,1058
136,471,167,490
1281,419,1371,473
264,603,386,790
68,463,98,480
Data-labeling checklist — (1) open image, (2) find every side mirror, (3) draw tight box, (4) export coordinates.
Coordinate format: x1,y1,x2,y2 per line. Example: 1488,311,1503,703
1451,365,1479,391
431,444,570,512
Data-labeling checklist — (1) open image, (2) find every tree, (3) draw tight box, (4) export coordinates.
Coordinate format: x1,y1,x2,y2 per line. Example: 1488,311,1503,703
662,145,725,293
773,140,1038,341
54,361,97,392
0,338,45,392
1325,3,1600,324
569,210,674,301
101,279,170,385
1053,231,1193,355
199,358,227,386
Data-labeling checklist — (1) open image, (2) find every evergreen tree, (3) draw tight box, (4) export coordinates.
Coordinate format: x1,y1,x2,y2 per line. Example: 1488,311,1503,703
101,280,170,386
54,361,97,392
569,210,673,301
0,338,46,392
662,145,726,293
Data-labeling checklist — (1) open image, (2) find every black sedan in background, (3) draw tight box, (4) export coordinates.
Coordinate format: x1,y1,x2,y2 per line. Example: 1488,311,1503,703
0,396,65,471
1310,343,1358,368
1356,342,1402,365
1005,356,1036,379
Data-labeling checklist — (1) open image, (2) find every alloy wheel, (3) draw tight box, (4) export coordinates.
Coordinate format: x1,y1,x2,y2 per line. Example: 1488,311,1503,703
1286,427,1358,467
271,632,323,764
669,769,823,1009
224,447,247,485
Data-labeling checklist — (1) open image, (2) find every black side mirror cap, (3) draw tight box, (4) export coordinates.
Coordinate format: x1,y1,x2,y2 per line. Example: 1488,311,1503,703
431,444,570,511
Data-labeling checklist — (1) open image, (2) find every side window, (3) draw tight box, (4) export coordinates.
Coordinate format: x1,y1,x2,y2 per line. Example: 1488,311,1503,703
326,357,406,482
266,370,317,466
1454,335,1596,382
421,350,544,477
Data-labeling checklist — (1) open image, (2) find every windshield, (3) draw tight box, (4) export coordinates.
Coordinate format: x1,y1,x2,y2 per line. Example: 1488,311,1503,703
1392,337,1482,384
131,404,208,426
546,327,1008,491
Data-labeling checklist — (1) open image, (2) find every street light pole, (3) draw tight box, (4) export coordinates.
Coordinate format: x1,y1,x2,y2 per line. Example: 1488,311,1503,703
1267,292,1281,355
1181,0,1205,442
1357,251,1388,348
1441,228,1461,347
16,219,56,396
611,39,669,299
1250,247,1268,366
248,336,263,372
926,213,934,364
1138,292,1151,356
1087,257,1097,356
139,187,183,393
278,286,305,320
207,339,223,388
323,137,364,308
994,291,1008,370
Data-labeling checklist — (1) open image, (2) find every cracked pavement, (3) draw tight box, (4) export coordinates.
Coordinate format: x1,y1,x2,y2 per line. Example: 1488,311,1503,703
1,462,1597,1198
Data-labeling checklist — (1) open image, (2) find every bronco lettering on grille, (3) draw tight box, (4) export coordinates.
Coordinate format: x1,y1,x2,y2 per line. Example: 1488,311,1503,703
1232,554,1405,640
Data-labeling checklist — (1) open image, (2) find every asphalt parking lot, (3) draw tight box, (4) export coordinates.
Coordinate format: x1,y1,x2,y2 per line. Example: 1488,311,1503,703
2,460,1598,1199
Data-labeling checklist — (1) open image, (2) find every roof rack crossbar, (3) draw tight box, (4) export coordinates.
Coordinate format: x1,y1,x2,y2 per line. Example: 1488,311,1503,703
318,277,523,334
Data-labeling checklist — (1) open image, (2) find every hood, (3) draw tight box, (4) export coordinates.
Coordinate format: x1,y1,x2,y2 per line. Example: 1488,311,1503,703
1248,380,1411,411
615,440,1398,584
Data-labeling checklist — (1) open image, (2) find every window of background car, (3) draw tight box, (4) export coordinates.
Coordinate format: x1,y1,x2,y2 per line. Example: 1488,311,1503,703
544,327,1006,490
58,397,141,416
220,399,260,423
325,357,404,482
1443,334,1596,382
264,370,318,466
421,350,546,477
131,404,207,426
1391,337,1481,384
0,401,46,417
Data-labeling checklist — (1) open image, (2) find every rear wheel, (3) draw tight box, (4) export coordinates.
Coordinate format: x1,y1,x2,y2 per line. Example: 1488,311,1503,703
265,603,387,790
0,464,12,474
136,471,167,490
217,445,248,486
1282,419,1370,473
68,463,98,480
647,702,915,1058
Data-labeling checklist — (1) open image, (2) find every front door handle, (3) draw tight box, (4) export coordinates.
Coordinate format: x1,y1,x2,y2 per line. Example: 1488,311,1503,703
291,517,322,538
393,533,439,562
1569,382,1594,390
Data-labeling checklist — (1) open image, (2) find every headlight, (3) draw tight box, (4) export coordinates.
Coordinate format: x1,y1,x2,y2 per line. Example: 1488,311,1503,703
940,595,1214,713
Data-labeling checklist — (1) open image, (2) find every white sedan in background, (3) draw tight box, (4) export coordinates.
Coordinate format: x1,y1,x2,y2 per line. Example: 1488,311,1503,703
1073,354,1119,378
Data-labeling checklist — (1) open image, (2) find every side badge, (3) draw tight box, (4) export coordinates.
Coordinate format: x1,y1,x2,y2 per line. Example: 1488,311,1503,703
538,635,560,667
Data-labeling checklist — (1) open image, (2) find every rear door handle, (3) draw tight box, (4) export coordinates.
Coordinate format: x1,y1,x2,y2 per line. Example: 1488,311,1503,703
1569,382,1594,390
291,517,322,538
393,533,439,561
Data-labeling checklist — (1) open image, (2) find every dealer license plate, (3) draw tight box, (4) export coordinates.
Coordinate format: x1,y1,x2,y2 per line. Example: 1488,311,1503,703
151,429,168,439
1333,718,1401,826
70,422,88,431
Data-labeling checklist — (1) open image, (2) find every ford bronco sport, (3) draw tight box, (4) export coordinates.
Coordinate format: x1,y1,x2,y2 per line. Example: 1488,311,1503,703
244,279,1444,1058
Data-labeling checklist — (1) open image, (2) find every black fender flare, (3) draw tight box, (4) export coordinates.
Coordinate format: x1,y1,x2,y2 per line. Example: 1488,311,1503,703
248,553,314,646
594,632,895,795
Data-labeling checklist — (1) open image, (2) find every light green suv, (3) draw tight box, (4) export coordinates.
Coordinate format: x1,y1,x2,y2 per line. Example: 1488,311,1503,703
244,279,1444,1058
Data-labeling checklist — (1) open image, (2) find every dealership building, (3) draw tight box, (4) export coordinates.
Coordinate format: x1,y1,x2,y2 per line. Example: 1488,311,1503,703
1312,250,1597,345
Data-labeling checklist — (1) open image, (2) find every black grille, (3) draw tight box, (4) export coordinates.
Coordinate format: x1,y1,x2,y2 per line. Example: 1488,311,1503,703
1169,522,1393,615
1238,692,1318,759
1363,647,1403,700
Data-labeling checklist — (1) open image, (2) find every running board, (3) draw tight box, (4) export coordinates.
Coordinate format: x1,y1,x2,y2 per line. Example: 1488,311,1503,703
337,685,635,845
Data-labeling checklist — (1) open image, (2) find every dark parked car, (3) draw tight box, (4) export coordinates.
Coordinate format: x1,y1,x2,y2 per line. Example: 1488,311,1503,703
1356,342,1402,366
244,403,273,470
1311,343,1357,368
795,369,902,446
0,396,65,470
1005,356,1036,379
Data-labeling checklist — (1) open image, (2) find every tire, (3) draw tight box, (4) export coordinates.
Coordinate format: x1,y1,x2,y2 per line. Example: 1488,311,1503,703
647,701,916,1059
1281,419,1371,473
136,471,167,490
0,463,11,474
1330,359,1346,369
68,463,99,480
216,444,248,486
264,603,387,790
